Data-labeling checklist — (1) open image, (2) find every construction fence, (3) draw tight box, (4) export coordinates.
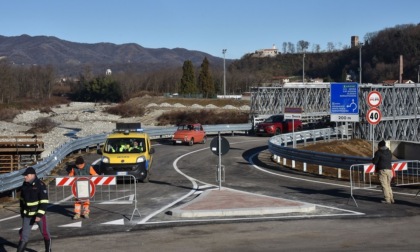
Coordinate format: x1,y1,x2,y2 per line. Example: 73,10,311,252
45,175,140,221
349,160,420,207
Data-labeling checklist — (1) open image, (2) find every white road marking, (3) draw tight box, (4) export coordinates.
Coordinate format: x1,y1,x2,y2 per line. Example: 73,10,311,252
101,219,125,225
59,221,82,228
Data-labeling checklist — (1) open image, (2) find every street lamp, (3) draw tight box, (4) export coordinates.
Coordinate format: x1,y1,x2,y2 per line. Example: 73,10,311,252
222,49,227,96
302,53,305,84
359,42,363,84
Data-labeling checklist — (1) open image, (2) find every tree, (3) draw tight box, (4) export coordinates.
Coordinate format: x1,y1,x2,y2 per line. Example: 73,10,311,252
326,42,335,52
197,57,215,98
282,42,288,54
73,76,122,102
297,40,310,53
179,60,197,95
312,44,321,53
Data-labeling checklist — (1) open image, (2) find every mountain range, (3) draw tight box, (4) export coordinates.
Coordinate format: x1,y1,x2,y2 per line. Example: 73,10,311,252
0,34,226,76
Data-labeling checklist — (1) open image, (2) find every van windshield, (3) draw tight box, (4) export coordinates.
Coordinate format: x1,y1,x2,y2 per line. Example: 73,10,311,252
104,138,146,153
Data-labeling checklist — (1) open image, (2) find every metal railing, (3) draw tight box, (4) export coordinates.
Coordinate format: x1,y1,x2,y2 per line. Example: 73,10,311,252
0,124,252,193
268,126,371,170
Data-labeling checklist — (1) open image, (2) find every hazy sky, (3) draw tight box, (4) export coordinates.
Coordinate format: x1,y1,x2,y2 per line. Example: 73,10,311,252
2,0,420,59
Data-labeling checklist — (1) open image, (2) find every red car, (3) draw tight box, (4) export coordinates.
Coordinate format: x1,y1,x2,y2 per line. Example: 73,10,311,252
172,123,207,146
256,114,302,136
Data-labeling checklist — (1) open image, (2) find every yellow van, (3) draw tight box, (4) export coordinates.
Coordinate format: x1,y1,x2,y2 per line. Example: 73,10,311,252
97,123,155,182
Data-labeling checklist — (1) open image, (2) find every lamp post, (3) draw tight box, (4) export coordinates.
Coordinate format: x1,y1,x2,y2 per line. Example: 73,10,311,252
222,49,227,96
359,42,363,84
418,65,419,83
302,53,305,84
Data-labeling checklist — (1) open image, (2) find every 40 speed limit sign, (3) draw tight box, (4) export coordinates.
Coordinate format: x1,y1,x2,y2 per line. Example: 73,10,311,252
366,107,382,125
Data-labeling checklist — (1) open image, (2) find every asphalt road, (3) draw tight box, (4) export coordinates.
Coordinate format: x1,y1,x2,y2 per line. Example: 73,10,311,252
1,135,420,251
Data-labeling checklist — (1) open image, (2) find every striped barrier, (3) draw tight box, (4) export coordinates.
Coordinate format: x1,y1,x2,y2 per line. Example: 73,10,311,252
350,160,420,207
46,175,140,221
56,176,116,186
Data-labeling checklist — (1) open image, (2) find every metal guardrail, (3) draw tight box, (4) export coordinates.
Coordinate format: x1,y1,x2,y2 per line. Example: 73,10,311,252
268,126,371,170
0,124,252,193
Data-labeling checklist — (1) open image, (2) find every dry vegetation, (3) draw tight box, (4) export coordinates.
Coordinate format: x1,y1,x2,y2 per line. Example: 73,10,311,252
156,110,249,125
108,95,251,125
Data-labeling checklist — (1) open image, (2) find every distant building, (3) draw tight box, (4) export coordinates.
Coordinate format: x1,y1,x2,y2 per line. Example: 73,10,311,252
252,44,279,58
351,36,360,48
310,78,323,83
272,76,290,86
383,79,414,86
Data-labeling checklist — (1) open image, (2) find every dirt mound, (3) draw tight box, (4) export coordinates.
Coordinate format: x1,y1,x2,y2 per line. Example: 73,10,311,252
300,138,375,157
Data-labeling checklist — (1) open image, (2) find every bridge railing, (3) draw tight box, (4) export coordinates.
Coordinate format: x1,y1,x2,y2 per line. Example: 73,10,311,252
268,126,371,171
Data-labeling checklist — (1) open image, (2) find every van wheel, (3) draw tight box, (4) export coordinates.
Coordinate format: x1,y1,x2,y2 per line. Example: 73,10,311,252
188,138,194,146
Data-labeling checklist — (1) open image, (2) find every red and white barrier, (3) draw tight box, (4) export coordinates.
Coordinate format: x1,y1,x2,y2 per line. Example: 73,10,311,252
56,176,116,186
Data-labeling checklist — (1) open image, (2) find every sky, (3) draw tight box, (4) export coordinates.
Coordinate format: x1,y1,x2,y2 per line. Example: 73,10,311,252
2,1,420,59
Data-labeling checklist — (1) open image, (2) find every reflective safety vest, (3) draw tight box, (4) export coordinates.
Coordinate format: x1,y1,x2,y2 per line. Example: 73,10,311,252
20,177,49,218
72,163,91,176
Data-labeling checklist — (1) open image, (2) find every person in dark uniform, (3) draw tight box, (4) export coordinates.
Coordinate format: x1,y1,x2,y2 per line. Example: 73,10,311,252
18,167,52,252
372,140,394,204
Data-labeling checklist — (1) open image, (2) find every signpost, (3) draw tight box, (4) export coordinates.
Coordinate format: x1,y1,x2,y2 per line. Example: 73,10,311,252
366,91,383,157
366,107,382,125
367,91,382,108
330,83,359,122
284,107,302,148
210,133,230,190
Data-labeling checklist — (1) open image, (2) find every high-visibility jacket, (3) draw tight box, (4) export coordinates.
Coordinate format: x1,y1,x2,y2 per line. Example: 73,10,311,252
20,176,49,218
69,163,98,176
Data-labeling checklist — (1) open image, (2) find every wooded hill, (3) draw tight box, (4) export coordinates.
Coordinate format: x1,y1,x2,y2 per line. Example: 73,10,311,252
230,23,420,85
0,23,419,107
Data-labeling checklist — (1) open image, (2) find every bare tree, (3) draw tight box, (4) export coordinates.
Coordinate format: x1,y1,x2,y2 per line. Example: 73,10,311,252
297,40,310,53
312,44,321,53
282,42,287,54
327,42,335,52
287,42,295,53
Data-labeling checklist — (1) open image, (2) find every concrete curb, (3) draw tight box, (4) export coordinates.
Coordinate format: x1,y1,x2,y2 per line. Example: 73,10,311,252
170,188,316,218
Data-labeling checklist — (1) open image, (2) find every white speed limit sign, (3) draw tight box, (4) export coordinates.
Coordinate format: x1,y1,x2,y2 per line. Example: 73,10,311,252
366,107,382,125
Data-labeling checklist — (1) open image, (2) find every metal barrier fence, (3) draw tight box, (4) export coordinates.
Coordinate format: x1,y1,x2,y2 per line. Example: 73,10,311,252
349,160,420,207
45,175,140,221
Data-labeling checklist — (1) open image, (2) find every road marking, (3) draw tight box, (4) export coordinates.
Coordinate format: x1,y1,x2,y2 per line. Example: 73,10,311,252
101,219,125,225
59,221,82,228
98,194,134,204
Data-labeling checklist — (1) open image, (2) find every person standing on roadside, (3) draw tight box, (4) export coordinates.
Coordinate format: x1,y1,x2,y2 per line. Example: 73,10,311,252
18,167,52,252
69,156,98,219
372,140,394,204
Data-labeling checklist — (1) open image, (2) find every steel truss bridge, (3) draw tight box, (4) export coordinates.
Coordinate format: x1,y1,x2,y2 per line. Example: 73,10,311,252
250,83,420,142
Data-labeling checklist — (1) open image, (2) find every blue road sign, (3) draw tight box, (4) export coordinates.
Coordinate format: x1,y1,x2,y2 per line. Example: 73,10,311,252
330,82,359,122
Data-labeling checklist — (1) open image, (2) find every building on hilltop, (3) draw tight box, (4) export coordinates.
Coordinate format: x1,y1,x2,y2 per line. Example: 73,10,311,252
383,79,414,86
252,44,279,58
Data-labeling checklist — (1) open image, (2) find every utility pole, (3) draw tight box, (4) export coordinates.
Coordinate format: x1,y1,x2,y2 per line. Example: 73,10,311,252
302,53,305,84
222,49,227,96
359,42,363,84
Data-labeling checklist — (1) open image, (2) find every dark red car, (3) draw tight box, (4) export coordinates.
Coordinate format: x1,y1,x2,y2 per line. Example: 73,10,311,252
255,114,302,136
